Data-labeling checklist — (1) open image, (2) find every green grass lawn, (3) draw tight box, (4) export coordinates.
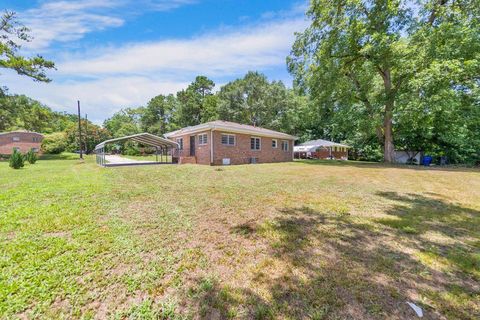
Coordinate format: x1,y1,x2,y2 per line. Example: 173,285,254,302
1,155,479,319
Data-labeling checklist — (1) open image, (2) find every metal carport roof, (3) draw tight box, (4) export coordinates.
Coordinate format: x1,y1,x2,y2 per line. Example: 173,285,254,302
94,133,178,151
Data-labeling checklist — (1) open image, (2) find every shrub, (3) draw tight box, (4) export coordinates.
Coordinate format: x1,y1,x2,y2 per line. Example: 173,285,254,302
9,149,24,169
25,149,38,164
41,132,67,154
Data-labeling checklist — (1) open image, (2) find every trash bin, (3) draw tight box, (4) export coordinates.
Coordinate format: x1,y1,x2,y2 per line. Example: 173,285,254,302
422,156,433,166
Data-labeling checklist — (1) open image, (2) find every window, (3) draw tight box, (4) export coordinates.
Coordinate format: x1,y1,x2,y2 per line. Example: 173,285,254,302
198,133,208,145
32,137,39,142
221,134,235,146
12,136,20,142
250,137,261,150
176,138,183,150
31,148,39,153
281,140,289,151
272,139,277,148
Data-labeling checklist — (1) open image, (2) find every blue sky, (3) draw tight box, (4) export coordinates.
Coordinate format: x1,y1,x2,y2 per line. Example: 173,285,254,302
3,0,308,123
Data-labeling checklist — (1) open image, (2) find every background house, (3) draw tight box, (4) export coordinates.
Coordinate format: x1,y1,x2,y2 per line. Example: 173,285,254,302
0,131,44,155
294,139,350,160
164,120,296,165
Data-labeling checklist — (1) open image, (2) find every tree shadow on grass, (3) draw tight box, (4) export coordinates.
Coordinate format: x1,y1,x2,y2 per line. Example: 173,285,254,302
375,192,480,284
187,196,479,319
39,153,80,161
294,159,480,173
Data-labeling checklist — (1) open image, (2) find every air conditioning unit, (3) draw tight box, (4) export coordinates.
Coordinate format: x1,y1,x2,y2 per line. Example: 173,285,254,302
222,158,231,165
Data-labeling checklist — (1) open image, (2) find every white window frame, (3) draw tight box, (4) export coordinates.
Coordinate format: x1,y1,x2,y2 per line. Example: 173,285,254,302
198,133,208,145
176,138,183,150
12,136,20,142
221,133,235,146
250,137,261,151
281,140,289,152
272,139,278,148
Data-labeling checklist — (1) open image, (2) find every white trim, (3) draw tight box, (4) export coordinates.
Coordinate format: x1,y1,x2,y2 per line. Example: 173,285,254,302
198,133,208,145
250,136,261,151
281,140,289,152
221,133,236,146
176,138,184,150
210,130,214,165
272,139,278,148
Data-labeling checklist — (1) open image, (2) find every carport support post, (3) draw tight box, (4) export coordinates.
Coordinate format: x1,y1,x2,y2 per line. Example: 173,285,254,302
156,147,158,163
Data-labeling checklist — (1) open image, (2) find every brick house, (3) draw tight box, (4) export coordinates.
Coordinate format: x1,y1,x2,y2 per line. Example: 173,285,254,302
294,139,350,160
164,121,296,165
0,131,44,155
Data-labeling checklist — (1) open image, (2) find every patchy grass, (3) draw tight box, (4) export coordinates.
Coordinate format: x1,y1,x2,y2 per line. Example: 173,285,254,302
0,156,479,319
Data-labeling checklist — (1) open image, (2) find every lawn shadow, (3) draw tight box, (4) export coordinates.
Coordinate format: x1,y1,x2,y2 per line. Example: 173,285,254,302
294,159,480,173
39,153,80,161
187,198,479,319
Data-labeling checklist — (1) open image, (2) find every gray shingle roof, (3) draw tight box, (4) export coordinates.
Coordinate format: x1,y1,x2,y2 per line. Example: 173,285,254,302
164,120,297,140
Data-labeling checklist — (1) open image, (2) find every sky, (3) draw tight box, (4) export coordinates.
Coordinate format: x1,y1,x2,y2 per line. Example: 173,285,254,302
2,0,309,123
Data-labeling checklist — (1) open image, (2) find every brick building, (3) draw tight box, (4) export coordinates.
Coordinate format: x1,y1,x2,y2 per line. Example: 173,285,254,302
0,131,44,155
164,121,296,165
294,139,350,160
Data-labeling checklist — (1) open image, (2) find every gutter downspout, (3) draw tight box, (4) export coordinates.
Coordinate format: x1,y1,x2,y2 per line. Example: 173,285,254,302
210,129,214,165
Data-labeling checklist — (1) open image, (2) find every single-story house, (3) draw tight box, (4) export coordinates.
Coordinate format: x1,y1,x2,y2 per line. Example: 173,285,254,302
294,139,350,160
164,120,297,165
0,131,44,155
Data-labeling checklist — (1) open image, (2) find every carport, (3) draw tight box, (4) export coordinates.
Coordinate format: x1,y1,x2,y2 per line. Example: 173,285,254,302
94,133,179,167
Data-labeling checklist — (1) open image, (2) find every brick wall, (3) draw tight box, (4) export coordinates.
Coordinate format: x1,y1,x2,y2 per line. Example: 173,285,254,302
312,150,348,159
212,131,293,165
169,130,294,165
172,130,212,165
0,132,43,155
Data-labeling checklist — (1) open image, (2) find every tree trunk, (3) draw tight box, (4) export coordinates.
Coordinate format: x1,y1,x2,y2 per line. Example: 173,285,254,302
380,68,395,163
383,105,394,163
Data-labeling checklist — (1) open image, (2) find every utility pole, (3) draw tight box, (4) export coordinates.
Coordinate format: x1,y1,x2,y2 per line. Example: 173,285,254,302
85,113,88,154
77,100,83,159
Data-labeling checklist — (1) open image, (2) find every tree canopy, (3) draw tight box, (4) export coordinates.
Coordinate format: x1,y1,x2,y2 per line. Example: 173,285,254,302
288,0,480,163
0,11,55,84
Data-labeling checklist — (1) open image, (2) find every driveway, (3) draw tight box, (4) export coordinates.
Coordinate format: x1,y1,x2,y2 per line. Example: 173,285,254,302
104,155,155,165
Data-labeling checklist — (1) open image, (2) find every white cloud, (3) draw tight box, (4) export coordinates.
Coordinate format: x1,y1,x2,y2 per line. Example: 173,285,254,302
58,17,308,76
4,3,308,123
19,0,198,50
4,72,188,123
21,0,124,50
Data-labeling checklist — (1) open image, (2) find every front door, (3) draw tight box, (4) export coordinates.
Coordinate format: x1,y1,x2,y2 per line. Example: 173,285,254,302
190,135,195,156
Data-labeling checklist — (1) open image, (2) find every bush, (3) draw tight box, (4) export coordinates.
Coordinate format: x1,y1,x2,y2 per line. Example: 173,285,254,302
41,132,67,154
25,149,38,164
9,149,24,169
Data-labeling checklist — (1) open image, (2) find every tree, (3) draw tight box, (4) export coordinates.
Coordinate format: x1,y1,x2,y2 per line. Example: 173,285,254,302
25,149,37,164
104,108,142,138
141,94,176,135
289,0,480,163
9,148,24,169
41,132,68,154
0,11,55,84
176,76,215,126
217,71,304,133
65,122,111,153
